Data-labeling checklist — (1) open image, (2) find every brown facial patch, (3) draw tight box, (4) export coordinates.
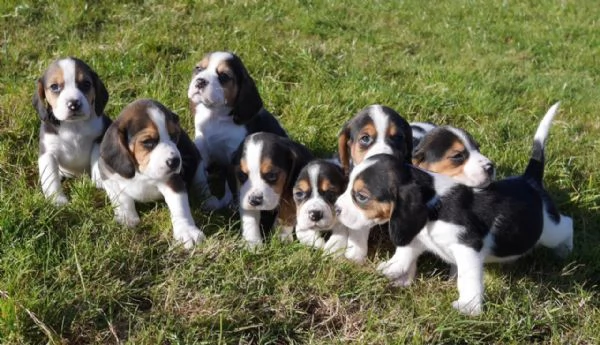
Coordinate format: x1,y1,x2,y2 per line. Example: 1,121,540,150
240,158,249,175
350,123,377,165
293,179,311,207
129,127,158,173
319,178,335,193
260,157,288,197
416,140,467,177
216,59,239,106
352,178,393,221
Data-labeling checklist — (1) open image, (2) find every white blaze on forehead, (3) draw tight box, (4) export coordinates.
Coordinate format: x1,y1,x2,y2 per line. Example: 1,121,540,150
147,106,170,141
363,105,394,159
58,58,77,89
308,164,320,198
348,158,378,186
207,51,234,71
447,127,478,152
245,138,264,181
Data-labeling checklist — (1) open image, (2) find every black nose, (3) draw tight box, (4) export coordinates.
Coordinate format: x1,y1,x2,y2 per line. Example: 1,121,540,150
67,99,81,111
484,163,495,175
166,157,181,170
334,205,341,216
308,210,323,222
195,78,208,89
249,194,263,207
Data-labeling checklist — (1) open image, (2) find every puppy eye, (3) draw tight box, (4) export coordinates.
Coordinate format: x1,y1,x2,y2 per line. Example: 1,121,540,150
449,152,466,163
79,80,92,92
353,191,370,204
358,135,373,147
263,172,278,183
142,139,158,149
218,73,231,83
293,190,307,201
49,84,61,93
236,170,248,183
194,66,205,73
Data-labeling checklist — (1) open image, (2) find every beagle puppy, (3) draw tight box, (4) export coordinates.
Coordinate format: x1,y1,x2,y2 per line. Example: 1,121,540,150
337,104,413,176
411,123,495,188
335,103,573,315
235,132,313,247
33,57,111,205
188,51,287,210
99,99,207,249
293,159,349,254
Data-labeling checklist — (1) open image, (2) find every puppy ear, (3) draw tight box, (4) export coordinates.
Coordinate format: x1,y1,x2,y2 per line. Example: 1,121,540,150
337,120,352,176
398,118,414,162
91,70,109,116
287,141,313,187
231,56,263,125
32,78,49,121
388,181,428,246
100,119,136,178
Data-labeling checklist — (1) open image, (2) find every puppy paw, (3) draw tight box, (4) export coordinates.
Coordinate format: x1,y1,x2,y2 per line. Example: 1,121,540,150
296,230,325,248
377,260,415,284
115,213,140,228
174,225,206,249
244,239,264,251
452,299,482,316
51,194,69,206
344,247,367,264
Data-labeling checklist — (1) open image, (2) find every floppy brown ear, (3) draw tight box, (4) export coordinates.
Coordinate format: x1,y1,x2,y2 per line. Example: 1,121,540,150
231,55,263,125
100,119,136,178
337,121,352,176
388,182,428,246
286,141,314,187
32,78,50,122
91,70,109,116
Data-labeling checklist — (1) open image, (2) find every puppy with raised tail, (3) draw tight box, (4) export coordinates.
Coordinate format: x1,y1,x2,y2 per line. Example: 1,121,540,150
335,103,573,315
235,132,313,247
99,99,206,249
188,51,287,210
33,57,111,205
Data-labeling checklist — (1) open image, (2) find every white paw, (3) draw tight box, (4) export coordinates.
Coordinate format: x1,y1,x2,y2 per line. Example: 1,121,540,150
244,239,264,251
115,213,140,228
452,299,482,316
174,225,206,249
91,172,103,189
377,260,414,285
344,247,367,264
296,230,325,248
51,194,69,206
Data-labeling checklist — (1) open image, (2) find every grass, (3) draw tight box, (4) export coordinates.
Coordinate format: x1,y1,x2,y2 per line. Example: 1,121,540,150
1,0,599,343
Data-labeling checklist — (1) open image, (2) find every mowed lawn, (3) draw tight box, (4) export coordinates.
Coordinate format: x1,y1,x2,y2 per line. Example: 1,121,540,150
1,0,599,344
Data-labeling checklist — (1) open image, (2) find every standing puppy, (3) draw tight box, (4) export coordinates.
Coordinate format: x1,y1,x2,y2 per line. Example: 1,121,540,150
335,103,573,315
99,99,206,249
188,51,287,209
293,160,349,253
236,132,313,247
33,57,111,205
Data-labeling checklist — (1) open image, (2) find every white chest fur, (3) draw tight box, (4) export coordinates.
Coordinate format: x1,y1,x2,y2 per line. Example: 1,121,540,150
107,173,164,202
193,104,247,167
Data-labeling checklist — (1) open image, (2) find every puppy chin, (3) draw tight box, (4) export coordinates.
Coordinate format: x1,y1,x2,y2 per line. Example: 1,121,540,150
456,171,493,188
53,106,91,122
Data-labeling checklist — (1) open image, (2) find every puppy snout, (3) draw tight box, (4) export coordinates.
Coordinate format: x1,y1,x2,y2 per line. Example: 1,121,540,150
67,99,81,111
249,194,263,207
308,210,323,222
195,78,208,89
484,162,495,176
166,157,181,171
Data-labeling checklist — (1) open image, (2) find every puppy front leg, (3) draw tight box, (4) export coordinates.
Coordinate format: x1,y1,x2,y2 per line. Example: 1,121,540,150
159,183,205,249
38,153,68,206
104,181,140,227
377,245,424,286
344,228,371,263
323,222,349,256
296,229,325,248
450,244,484,316
194,160,231,211
241,208,263,248
90,143,103,189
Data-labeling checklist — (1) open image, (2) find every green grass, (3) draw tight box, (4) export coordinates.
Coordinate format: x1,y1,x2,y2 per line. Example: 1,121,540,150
1,0,599,343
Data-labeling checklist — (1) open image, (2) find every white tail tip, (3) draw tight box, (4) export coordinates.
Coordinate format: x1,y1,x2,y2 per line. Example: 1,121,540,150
533,102,561,144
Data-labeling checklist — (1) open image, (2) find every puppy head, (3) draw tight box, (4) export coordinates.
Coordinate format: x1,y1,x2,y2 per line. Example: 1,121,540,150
293,160,347,231
335,154,428,245
33,57,108,123
412,126,495,188
338,105,412,175
236,132,312,211
188,51,262,123
100,99,183,180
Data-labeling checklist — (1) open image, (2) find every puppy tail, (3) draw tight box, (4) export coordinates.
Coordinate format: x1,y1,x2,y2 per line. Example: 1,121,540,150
523,102,560,182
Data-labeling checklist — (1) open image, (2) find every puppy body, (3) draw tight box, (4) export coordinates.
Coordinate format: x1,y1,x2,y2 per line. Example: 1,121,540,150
99,99,206,249
236,132,313,247
33,57,111,205
188,51,287,209
336,103,573,315
293,160,349,253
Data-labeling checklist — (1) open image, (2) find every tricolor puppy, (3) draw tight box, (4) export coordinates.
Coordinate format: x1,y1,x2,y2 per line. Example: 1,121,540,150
236,132,313,247
99,99,207,249
188,51,287,210
293,160,349,253
335,103,573,315
411,122,495,188
33,57,111,205
337,104,413,175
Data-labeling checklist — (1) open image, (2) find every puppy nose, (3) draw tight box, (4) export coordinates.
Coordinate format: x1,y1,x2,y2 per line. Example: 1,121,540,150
67,99,81,111
308,210,323,222
166,157,181,170
249,194,263,207
484,162,495,175
195,78,208,89
334,205,341,216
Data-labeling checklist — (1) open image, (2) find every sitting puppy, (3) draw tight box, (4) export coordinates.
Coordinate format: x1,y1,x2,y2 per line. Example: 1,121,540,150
99,99,207,249
188,51,287,209
411,122,495,188
336,104,413,262
33,57,112,205
337,104,413,176
235,132,313,247
293,159,349,253
335,103,573,315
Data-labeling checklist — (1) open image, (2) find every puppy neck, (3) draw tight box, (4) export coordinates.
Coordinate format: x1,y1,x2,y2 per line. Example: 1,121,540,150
193,102,234,120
